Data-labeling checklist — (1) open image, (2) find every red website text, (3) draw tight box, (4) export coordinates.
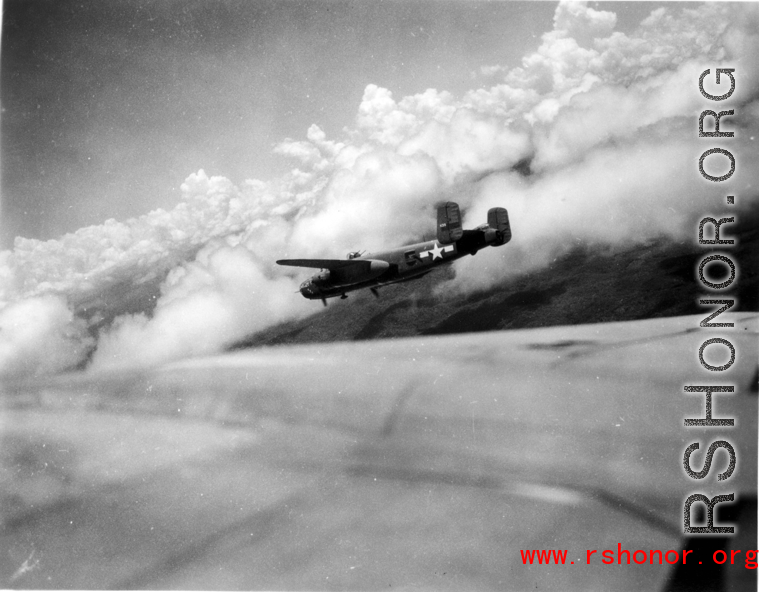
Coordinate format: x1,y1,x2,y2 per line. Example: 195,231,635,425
520,546,758,568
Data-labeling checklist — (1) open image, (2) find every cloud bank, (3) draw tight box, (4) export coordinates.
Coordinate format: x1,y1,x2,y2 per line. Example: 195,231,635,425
1,1,757,375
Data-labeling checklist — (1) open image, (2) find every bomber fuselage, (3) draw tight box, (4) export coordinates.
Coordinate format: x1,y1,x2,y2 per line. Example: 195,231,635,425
299,227,499,300
277,202,511,303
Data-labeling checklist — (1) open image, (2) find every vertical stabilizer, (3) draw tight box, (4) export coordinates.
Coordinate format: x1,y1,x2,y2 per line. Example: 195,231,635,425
437,202,463,244
487,207,512,245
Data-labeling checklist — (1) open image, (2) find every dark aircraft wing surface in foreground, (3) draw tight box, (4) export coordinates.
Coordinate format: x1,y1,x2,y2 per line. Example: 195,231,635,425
1,314,756,590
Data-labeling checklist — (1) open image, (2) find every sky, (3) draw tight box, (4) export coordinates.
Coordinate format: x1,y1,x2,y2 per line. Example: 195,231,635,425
4,0,661,245
1,1,757,377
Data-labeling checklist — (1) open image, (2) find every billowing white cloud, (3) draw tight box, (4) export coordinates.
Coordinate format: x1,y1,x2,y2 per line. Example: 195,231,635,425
553,1,617,48
1,1,757,376
0,296,94,378
91,244,312,369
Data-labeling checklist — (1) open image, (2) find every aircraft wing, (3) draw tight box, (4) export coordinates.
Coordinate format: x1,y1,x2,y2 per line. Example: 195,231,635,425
1,313,756,590
276,258,370,269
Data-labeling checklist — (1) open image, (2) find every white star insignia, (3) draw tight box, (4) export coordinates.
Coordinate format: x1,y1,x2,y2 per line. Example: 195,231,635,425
421,242,454,261
428,243,444,260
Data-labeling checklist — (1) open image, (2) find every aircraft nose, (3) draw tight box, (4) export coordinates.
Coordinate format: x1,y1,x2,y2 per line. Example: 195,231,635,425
300,281,316,297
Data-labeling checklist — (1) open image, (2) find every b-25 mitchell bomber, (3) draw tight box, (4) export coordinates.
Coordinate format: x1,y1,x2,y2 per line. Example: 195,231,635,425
277,202,511,304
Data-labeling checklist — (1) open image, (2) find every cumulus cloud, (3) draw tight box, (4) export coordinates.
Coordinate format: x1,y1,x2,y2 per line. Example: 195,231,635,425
1,1,757,375
0,296,94,378
91,245,312,368
553,1,617,47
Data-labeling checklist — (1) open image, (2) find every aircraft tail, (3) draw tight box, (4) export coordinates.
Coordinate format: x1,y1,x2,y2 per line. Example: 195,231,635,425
437,201,511,246
487,207,512,245
437,202,463,244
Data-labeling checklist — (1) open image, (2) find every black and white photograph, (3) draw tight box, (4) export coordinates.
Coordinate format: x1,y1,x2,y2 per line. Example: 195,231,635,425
1,1,757,589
